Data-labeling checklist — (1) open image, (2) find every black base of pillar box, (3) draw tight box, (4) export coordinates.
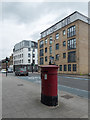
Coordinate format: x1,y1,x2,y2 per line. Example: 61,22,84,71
41,93,58,106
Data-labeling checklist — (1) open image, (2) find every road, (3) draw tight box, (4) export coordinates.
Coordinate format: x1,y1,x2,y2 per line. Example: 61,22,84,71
58,76,88,91
5,72,90,98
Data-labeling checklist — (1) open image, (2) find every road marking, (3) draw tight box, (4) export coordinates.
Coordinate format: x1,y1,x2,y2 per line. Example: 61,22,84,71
59,76,89,81
28,76,41,79
58,84,89,98
58,84,88,92
19,75,89,81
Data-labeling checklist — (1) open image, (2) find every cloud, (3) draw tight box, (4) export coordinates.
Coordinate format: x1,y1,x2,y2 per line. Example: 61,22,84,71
2,2,53,24
2,2,88,24
0,2,88,60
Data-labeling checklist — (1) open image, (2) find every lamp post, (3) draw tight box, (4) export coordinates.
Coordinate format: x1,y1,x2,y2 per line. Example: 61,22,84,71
32,49,33,73
6,57,8,77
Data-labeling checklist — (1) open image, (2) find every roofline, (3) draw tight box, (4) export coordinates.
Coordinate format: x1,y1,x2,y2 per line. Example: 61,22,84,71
14,40,31,47
40,11,89,34
14,40,38,47
38,19,89,41
31,40,38,43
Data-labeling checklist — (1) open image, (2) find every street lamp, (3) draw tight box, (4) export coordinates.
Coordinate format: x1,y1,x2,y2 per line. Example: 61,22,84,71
6,57,8,76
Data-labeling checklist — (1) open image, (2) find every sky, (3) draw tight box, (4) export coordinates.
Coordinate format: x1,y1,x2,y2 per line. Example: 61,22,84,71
0,1,89,60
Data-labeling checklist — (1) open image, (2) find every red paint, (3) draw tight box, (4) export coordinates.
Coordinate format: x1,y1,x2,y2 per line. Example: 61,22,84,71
41,65,59,96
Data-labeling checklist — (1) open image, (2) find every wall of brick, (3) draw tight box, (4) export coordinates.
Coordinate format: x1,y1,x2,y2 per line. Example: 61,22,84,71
38,20,88,75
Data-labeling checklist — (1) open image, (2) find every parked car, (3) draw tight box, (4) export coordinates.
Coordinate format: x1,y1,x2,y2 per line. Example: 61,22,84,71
15,68,28,76
8,68,13,73
1,69,6,73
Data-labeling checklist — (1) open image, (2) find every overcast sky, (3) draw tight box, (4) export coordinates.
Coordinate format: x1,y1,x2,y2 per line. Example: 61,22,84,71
0,1,89,60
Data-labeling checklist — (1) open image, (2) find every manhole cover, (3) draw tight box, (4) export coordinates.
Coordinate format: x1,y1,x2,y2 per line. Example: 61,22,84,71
17,84,24,86
61,94,73,99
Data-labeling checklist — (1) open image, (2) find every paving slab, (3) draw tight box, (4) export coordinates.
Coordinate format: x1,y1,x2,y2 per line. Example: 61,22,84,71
1,73,88,118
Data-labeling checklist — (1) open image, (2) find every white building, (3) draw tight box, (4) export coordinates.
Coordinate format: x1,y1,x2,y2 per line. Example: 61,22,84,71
13,40,38,72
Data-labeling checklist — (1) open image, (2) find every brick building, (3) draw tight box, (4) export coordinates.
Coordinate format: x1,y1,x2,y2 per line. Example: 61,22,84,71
0,54,13,70
38,11,90,75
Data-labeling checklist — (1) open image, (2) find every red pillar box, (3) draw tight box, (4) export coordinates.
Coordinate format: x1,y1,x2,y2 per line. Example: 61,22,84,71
41,65,59,106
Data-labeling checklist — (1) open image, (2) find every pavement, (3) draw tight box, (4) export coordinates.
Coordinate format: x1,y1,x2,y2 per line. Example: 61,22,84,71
1,73,89,118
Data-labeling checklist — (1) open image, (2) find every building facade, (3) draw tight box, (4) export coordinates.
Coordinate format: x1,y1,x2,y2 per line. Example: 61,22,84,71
0,54,13,70
38,11,90,75
13,40,38,72
0,59,6,69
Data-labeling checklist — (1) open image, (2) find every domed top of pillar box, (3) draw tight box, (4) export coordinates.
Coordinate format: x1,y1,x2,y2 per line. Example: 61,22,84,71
41,65,59,74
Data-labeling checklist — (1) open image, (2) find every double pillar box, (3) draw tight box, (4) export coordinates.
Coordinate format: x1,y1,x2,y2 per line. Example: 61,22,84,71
41,65,59,106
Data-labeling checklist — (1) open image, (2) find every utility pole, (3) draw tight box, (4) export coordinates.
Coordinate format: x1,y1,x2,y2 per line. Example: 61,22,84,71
6,57,8,77
32,49,33,73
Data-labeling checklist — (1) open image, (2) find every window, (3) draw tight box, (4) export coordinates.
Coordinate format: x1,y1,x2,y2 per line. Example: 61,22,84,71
33,60,35,64
22,54,23,57
22,59,23,63
67,25,76,38
49,56,54,64
63,30,66,36
59,65,62,71
63,41,66,46
64,65,67,71
68,64,71,71
68,38,76,50
63,53,66,58
40,40,44,48
28,59,30,63
45,48,47,53
28,48,30,51
40,58,43,65
33,54,35,58
32,42,37,48
31,42,34,48
24,41,29,47
45,38,47,44
56,33,59,39
40,49,43,56
49,36,52,44
45,56,47,62
49,46,52,54
73,64,77,71
28,53,30,57
56,54,59,60
68,51,76,63
56,43,59,50
18,55,19,58
49,56,54,61
33,49,35,52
